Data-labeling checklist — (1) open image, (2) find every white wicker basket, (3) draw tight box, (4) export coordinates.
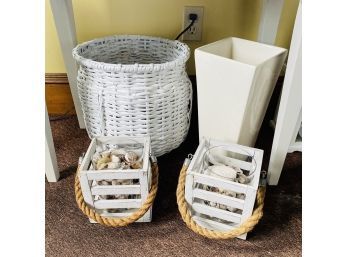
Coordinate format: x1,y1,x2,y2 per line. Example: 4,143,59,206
185,138,263,239
72,35,192,156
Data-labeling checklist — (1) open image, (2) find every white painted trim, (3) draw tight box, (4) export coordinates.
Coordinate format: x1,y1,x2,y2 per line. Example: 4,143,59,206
268,1,302,185
257,0,284,45
45,106,59,182
288,109,302,153
49,0,85,128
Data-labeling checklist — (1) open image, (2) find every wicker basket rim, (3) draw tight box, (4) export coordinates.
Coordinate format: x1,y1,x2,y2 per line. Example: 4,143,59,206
72,35,190,73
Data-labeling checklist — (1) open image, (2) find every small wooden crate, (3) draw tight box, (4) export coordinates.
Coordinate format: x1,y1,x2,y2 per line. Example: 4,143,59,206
185,138,263,239
78,136,152,223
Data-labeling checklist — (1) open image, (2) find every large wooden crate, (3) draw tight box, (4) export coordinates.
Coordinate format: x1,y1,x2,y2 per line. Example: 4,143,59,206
185,138,263,239
78,136,152,223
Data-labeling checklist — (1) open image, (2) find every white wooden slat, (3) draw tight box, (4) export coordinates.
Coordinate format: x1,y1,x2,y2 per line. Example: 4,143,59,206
96,136,147,145
80,138,96,172
139,164,150,204
192,202,241,223
185,174,194,205
193,215,237,231
192,215,247,240
187,139,206,173
141,137,150,176
136,209,152,222
101,212,132,218
240,187,257,225
89,208,152,223
192,188,245,210
249,148,263,189
193,173,247,194
78,172,95,208
100,208,135,217
147,155,152,189
94,199,142,209
91,185,141,195
86,170,140,180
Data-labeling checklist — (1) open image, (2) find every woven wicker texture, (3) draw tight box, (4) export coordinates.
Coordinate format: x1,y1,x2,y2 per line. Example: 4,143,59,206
73,35,192,156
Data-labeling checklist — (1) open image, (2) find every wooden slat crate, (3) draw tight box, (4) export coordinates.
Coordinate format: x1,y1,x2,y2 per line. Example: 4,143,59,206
78,136,152,223
185,138,263,239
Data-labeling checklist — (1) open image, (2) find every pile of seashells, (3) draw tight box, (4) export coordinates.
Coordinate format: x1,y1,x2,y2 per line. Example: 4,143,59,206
91,146,143,203
91,146,142,171
202,151,254,214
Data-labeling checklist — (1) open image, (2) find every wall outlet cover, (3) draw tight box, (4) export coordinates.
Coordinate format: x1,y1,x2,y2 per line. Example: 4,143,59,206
182,6,204,41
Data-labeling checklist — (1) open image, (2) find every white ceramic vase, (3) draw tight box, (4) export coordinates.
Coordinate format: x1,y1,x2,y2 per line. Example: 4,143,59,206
195,37,287,147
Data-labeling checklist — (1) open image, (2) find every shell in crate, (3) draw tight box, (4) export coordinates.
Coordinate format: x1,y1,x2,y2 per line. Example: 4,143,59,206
185,138,263,239
78,136,152,223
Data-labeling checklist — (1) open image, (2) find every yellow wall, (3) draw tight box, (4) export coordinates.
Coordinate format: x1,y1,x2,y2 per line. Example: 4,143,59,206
45,0,299,75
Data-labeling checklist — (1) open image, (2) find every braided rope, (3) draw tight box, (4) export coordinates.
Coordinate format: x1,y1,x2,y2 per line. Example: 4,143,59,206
176,163,266,239
75,163,159,227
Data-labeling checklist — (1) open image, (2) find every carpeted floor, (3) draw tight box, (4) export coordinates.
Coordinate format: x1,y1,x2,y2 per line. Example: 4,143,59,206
46,80,302,257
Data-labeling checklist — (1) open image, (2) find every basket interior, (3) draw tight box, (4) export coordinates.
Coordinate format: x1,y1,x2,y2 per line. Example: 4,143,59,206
77,36,187,65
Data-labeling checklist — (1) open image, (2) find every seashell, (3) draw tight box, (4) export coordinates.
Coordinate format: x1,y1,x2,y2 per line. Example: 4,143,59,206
226,206,238,212
111,155,121,164
116,195,128,200
236,173,251,184
96,162,108,170
130,161,142,169
91,152,101,169
119,179,132,185
120,162,130,170
204,200,218,208
218,204,229,211
206,165,238,180
111,180,120,186
98,180,110,186
203,185,219,193
220,189,237,198
207,153,220,166
236,193,246,200
100,150,111,158
210,153,244,173
124,151,139,164
107,162,121,169
218,189,238,212
96,145,103,153
96,156,111,170
111,148,127,157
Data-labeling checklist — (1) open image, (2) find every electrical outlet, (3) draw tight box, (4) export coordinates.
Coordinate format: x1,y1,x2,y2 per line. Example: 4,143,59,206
182,6,204,41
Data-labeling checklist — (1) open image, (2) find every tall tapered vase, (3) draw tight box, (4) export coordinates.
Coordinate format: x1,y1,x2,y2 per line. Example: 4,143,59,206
195,37,287,147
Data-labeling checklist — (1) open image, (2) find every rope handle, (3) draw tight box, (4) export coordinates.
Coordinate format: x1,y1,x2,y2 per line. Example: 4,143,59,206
176,157,266,239
75,160,159,227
